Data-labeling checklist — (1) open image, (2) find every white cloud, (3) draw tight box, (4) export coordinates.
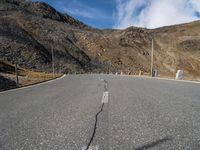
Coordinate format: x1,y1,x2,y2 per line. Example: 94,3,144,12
114,0,200,29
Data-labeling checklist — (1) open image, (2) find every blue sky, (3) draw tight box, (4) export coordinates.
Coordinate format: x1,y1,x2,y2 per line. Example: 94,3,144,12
33,0,116,29
32,0,200,29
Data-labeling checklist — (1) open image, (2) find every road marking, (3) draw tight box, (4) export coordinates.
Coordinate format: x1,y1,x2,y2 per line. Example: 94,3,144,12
0,74,66,94
101,91,109,103
82,145,99,150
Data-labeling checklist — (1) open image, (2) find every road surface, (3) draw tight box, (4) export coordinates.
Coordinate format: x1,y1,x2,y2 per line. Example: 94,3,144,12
0,74,200,150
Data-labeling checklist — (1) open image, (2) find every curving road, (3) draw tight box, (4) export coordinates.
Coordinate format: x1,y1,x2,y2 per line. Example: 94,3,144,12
0,74,200,150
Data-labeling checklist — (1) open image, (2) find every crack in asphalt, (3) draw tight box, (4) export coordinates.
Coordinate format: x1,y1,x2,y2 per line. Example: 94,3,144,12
85,103,104,150
85,78,108,150
102,79,108,92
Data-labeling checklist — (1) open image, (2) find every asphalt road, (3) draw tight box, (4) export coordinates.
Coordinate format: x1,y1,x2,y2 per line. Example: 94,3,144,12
0,74,200,150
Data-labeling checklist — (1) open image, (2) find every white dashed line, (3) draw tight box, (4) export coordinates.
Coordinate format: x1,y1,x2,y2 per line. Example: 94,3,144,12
101,91,109,103
82,145,99,150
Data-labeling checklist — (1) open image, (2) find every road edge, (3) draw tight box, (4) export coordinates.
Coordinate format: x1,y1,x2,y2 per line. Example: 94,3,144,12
0,74,66,94
124,75,200,84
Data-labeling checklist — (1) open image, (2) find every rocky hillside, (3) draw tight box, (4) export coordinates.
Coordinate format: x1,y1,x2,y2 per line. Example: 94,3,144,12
0,0,200,79
76,22,200,79
0,0,105,74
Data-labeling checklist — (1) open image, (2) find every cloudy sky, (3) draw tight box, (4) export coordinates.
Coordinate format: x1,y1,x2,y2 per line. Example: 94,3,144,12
33,0,200,29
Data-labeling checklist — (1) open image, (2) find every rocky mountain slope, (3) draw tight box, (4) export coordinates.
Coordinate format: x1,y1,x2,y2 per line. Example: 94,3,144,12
0,0,200,79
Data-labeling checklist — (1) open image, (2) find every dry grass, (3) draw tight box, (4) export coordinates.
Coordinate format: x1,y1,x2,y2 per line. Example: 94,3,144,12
0,60,62,90
23,70,58,79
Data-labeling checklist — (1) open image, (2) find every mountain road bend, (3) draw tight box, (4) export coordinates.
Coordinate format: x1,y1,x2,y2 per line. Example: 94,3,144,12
0,74,200,150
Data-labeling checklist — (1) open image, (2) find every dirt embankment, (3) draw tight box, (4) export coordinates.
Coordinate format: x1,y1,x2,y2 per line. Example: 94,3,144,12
0,60,61,91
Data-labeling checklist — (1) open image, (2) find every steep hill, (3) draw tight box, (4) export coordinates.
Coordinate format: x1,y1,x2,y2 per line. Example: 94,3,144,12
0,0,102,74
0,0,200,79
